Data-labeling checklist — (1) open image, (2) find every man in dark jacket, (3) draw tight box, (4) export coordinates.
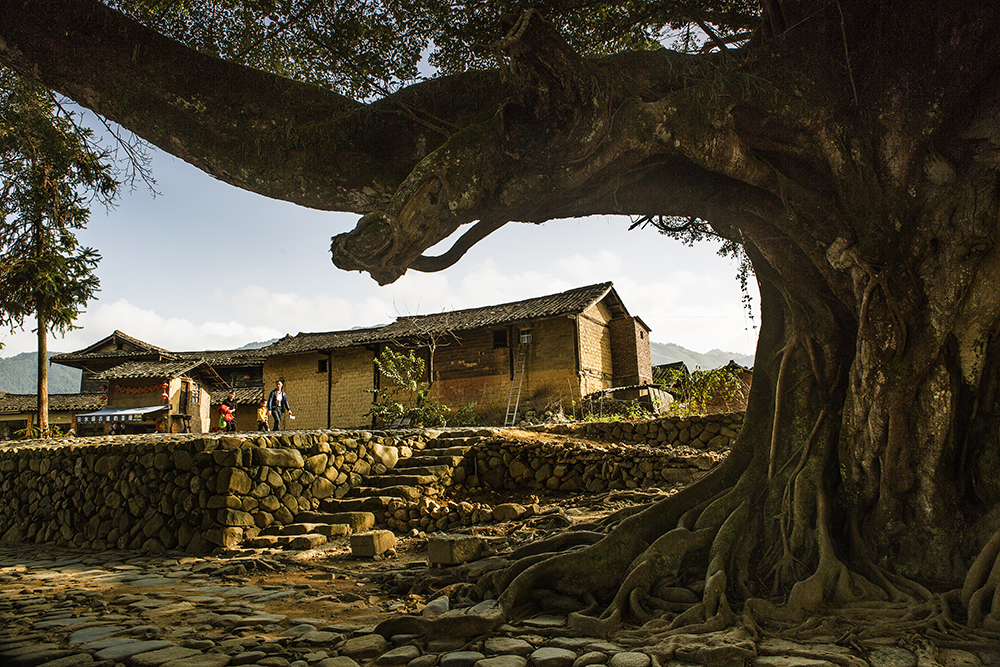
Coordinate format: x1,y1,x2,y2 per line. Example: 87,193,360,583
267,380,293,430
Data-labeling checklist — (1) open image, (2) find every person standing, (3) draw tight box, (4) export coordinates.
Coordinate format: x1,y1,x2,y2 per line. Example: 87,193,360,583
267,380,293,430
256,400,270,431
220,390,238,432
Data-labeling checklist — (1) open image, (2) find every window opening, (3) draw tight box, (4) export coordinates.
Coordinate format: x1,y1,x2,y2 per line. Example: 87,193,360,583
520,328,532,344
493,330,508,348
318,358,328,373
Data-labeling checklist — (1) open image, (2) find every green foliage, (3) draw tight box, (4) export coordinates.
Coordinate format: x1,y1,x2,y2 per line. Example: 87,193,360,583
660,365,748,416
14,423,65,440
364,348,451,427
0,69,117,338
449,403,479,427
582,400,658,423
109,0,759,96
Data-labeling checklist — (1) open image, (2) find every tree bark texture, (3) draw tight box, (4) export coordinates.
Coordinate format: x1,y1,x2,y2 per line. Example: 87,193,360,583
4,0,1000,635
36,316,48,437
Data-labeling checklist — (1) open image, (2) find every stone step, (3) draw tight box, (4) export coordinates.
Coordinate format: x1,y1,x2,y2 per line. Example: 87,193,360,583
392,460,460,473
347,485,425,501
293,511,376,532
425,436,482,450
417,445,473,458
319,495,396,512
246,533,328,550
263,522,349,539
367,473,439,488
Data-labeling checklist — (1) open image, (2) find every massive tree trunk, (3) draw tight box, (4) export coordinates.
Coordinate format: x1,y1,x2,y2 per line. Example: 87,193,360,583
3,0,1000,645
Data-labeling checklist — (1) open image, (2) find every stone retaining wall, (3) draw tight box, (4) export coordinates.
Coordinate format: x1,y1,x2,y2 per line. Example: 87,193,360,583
0,413,742,553
0,430,428,553
455,436,724,495
530,412,744,449
378,413,743,534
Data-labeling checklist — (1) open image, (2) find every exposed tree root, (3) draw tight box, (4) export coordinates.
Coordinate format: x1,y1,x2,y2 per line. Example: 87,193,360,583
961,526,1000,630
375,416,1000,658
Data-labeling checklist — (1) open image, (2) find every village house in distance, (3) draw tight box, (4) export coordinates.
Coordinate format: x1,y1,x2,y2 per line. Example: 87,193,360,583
260,281,653,428
1,282,653,436
44,332,261,437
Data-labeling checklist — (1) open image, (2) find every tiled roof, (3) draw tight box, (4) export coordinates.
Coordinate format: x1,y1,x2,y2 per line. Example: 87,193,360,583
381,282,617,337
258,327,387,357
174,350,264,367
93,360,226,386
210,386,264,405
53,330,174,362
0,393,104,413
260,282,620,356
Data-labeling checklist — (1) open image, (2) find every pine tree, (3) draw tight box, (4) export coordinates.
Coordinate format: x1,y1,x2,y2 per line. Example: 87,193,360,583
0,69,117,436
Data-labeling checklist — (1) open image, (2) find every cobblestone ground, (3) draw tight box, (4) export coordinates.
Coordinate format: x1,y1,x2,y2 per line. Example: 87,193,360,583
3,537,1000,667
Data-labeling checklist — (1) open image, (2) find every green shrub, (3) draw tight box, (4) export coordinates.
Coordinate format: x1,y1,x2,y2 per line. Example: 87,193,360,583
364,348,451,427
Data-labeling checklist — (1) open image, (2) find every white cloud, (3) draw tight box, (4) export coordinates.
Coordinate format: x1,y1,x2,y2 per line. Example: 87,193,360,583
0,239,760,359
552,250,622,283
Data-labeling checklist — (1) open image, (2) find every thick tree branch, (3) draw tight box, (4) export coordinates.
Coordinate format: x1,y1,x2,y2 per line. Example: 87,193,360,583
0,0,505,212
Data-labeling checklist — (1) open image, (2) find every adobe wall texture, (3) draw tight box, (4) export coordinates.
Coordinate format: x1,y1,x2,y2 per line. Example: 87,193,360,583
426,317,588,421
577,302,613,397
609,317,653,386
330,348,378,428
264,348,375,430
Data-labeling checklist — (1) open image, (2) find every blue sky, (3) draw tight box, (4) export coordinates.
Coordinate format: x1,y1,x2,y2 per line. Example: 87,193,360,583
0,132,760,359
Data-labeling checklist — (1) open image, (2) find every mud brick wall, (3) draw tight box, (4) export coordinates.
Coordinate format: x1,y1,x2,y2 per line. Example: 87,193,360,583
264,347,375,429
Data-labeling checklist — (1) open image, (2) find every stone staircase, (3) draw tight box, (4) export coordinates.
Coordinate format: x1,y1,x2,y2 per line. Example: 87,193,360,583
243,429,489,551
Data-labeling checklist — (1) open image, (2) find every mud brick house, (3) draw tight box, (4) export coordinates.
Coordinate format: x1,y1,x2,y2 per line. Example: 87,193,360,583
0,392,102,439
260,282,653,427
52,331,262,434
76,359,227,435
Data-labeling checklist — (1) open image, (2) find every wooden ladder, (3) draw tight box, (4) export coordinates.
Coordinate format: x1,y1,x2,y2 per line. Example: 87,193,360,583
504,347,527,426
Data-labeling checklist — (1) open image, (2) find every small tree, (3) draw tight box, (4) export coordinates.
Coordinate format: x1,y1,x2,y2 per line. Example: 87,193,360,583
0,69,117,436
365,348,450,428
660,364,751,416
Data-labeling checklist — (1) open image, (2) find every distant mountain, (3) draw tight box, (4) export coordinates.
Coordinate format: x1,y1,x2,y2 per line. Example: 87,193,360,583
0,352,82,394
650,341,754,370
235,339,279,350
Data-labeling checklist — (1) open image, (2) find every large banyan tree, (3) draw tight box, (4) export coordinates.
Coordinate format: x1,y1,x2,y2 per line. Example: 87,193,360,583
3,0,1000,654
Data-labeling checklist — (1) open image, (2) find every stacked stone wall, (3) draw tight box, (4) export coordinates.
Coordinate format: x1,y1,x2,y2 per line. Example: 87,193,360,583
377,413,742,533
0,430,431,553
0,412,742,553
454,413,741,495
569,412,743,449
